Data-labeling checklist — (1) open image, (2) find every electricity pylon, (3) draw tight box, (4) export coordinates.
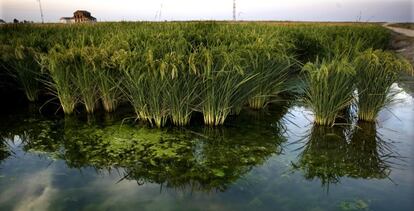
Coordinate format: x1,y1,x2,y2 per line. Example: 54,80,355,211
233,0,236,21
37,0,44,23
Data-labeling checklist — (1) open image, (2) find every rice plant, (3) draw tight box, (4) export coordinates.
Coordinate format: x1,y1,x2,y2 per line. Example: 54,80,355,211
88,46,123,112
164,52,201,126
191,47,256,126
243,44,294,109
121,49,171,128
303,58,356,126
39,46,78,114
355,49,412,121
2,45,41,102
69,47,99,113
0,22,396,128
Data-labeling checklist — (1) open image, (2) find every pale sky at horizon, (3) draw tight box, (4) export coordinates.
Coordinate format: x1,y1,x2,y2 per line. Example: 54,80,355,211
1,0,413,23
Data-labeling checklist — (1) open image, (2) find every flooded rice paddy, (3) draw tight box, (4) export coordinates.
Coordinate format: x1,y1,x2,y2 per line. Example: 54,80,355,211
0,81,413,211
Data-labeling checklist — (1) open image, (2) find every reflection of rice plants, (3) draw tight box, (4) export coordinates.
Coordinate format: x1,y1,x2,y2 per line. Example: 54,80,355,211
302,58,356,126
293,125,350,185
348,122,394,178
355,49,412,122
0,140,12,164
293,122,396,187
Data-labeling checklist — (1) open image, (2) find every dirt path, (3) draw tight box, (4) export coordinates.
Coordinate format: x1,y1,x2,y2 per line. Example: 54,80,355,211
384,23,414,65
383,23,414,37
384,23,414,96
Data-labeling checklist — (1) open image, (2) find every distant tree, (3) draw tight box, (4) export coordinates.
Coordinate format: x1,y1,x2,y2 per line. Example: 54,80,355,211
0,19,6,24
13,18,19,24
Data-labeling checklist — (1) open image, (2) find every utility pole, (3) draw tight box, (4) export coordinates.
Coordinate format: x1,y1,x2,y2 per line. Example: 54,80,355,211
233,0,236,21
159,3,163,21
37,0,44,23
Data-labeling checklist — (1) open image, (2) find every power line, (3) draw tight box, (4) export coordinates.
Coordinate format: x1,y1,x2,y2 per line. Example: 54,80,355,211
37,0,44,23
233,0,236,21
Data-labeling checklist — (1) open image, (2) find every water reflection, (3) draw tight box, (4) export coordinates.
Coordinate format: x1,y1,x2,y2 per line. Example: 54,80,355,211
0,109,286,193
0,96,413,210
293,122,398,187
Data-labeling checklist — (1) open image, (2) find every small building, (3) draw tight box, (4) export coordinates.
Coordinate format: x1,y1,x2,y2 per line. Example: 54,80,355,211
60,10,96,24
60,17,75,23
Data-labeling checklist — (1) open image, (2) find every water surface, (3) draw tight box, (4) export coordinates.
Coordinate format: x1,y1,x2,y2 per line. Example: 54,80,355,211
0,84,413,211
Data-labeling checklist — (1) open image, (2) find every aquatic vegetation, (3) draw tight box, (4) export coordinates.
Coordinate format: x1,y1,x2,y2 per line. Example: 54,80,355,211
302,58,356,126
191,47,256,126
121,49,171,127
70,47,100,113
1,22,394,127
39,46,79,114
1,45,41,102
243,43,294,109
355,49,413,121
89,46,124,113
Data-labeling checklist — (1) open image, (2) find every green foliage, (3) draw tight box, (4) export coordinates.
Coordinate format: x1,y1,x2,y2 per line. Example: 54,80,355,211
0,114,285,192
1,22,395,126
243,43,294,109
355,49,413,121
1,45,41,102
302,58,356,126
39,45,79,114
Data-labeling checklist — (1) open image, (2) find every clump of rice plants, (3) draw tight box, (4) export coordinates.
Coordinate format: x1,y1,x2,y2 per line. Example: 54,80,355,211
303,58,356,126
165,52,201,126
121,49,173,128
191,47,256,126
1,45,41,102
1,22,398,128
70,47,99,113
355,49,412,122
39,46,78,114
88,46,123,113
243,43,294,109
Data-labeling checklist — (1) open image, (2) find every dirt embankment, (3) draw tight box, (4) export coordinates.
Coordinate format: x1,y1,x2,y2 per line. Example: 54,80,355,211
387,30,414,66
387,27,414,96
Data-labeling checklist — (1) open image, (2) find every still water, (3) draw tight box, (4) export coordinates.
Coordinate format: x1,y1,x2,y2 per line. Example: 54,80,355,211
0,84,413,211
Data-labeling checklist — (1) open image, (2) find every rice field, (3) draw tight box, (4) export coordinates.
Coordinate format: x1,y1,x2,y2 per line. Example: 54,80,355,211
0,22,412,127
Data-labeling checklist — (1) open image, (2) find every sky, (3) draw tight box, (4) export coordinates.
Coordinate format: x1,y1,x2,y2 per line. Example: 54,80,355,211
1,0,413,23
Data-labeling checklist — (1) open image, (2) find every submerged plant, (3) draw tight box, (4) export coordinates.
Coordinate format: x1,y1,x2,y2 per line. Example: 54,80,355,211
303,58,356,126
355,49,412,122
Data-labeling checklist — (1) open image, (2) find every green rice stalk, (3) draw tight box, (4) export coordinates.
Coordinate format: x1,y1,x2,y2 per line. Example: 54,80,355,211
355,49,412,121
71,47,99,113
244,46,293,109
303,58,356,126
3,45,40,102
39,46,78,114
